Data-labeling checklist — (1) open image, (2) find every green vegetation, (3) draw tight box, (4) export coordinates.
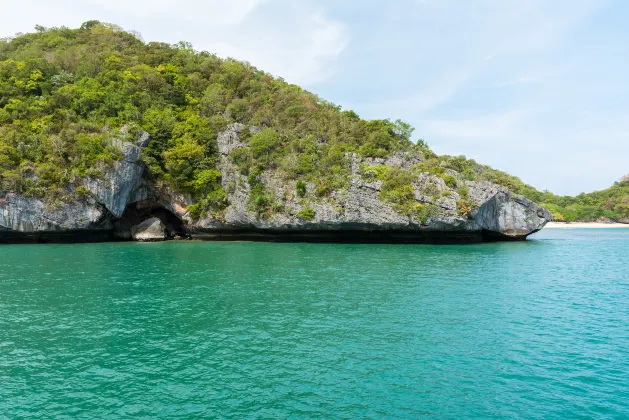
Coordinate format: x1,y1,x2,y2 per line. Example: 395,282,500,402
361,164,439,223
0,22,419,218
0,22,627,222
246,169,272,217
414,153,629,222
296,180,306,197
536,179,629,222
442,174,457,189
297,207,316,220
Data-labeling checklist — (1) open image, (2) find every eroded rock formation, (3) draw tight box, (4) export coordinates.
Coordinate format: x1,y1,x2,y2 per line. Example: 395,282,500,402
184,125,551,241
0,125,551,244
0,130,146,242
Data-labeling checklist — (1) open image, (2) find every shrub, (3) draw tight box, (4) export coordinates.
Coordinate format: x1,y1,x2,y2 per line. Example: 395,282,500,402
230,148,254,175
314,182,332,197
457,200,478,216
296,180,306,197
246,169,274,217
413,203,439,225
75,185,90,198
458,185,469,200
362,164,389,180
378,168,422,217
442,175,457,188
297,206,316,220
248,129,282,168
358,142,388,158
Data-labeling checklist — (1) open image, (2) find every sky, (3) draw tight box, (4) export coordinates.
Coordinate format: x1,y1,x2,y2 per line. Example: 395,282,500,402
1,0,628,195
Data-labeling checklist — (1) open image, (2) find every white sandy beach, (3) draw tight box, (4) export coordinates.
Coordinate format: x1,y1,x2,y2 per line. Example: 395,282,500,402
544,222,629,229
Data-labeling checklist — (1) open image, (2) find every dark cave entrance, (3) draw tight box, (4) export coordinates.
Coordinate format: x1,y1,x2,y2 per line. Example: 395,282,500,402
114,201,187,239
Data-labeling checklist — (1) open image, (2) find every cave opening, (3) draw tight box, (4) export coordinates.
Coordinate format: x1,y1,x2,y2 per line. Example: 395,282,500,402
114,201,187,240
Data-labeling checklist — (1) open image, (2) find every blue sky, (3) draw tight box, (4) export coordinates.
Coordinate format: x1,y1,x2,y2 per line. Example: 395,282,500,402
2,0,628,195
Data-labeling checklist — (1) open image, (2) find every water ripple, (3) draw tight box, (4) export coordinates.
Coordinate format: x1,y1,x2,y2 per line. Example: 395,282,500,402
1,229,629,418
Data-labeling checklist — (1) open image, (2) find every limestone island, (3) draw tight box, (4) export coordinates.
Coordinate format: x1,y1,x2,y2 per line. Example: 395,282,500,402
6,21,613,244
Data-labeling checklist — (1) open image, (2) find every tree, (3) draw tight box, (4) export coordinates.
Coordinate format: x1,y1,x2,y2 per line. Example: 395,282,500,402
163,137,204,187
80,20,101,31
249,129,282,160
392,119,414,143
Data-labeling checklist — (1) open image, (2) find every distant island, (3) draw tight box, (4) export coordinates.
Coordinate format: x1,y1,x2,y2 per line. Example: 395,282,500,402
0,22,626,243
535,176,629,224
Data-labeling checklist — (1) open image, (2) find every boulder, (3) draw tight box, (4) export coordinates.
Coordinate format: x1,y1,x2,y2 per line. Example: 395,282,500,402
131,218,167,242
472,191,552,239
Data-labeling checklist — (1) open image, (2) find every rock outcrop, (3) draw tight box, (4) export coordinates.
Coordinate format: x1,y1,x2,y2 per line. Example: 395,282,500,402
185,125,551,241
0,125,551,243
0,193,108,232
82,139,144,218
0,130,147,242
131,218,167,242
472,191,552,239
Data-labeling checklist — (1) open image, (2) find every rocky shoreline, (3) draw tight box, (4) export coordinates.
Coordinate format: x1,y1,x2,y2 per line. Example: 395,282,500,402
0,126,551,244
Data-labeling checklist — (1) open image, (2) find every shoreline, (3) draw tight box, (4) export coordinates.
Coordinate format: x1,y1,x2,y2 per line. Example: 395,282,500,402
0,227,525,245
544,222,629,229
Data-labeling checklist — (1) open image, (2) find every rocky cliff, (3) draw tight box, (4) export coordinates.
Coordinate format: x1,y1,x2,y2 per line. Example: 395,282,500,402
0,130,146,242
0,125,550,244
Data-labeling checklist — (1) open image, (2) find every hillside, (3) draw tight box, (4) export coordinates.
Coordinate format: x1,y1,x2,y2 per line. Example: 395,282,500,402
0,22,623,227
0,22,414,210
537,180,629,223
1,22,619,243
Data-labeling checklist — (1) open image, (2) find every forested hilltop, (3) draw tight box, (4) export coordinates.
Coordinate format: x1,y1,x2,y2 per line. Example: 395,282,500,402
0,22,626,223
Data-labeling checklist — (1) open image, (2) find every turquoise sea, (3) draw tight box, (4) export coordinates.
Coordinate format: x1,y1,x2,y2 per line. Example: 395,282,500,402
1,228,629,418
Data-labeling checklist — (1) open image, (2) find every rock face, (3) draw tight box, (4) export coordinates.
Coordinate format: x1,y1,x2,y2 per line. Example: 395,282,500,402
0,130,147,240
472,191,552,239
131,218,167,242
0,124,551,243
0,193,108,232
82,139,144,218
185,125,551,241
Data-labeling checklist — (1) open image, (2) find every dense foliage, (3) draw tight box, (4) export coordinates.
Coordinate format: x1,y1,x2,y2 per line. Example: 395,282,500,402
0,22,417,215
0,22,627,222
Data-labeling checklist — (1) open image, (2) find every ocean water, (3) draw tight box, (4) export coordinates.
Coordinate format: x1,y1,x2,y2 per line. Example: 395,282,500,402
1,228,629,419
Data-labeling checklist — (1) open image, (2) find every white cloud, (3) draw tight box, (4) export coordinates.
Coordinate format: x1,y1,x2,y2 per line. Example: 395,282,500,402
325,0,625,194
199,5,348,86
